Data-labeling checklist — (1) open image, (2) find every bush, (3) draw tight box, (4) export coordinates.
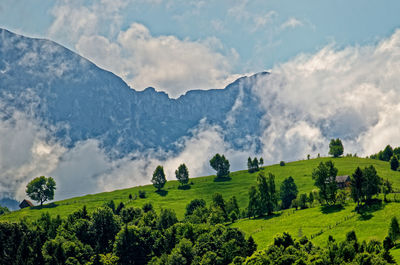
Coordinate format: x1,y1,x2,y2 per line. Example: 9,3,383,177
142,203,153,213
280,161,285,166
138,190,146,198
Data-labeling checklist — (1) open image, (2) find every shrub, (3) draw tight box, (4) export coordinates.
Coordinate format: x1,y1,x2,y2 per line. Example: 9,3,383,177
138,190,146,198
280,161,285,166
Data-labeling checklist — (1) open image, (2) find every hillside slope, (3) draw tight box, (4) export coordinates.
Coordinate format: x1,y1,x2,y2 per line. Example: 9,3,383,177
3,156,400,259
1,157,397,219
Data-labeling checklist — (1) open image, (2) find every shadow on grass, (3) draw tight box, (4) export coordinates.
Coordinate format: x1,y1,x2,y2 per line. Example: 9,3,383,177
356,199,384,221
250,212,283,221
31,203,58,210
213,176,232,182
156,190,168,196
321,204,344,214
178,185,191,190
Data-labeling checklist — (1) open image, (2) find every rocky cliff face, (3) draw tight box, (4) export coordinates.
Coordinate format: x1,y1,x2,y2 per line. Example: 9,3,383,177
0,28,268,157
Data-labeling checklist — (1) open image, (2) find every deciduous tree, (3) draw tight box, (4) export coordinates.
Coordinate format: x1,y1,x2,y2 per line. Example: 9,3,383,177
26,176,56,206
152,166,166,191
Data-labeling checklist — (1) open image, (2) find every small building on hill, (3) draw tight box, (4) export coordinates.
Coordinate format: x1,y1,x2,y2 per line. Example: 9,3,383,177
336,175,350,189
19,199,33,209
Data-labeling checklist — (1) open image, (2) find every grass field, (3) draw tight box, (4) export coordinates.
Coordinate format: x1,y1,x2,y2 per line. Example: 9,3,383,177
1,157,398,222
2,156,400,260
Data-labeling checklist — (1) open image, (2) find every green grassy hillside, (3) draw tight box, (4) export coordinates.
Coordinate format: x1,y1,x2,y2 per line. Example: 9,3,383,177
3,156,400,260
1,157,398,221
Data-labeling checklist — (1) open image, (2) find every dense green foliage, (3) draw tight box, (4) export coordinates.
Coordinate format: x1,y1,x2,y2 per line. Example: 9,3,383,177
280,176,298,209
390,156,399,171
312,161,338,205
329,138,344,158
175,163,189,186
210,153,230,178
152,166,167,191
0,201,256,265
247,173,277,217
26,176,56,206
247,157,260,173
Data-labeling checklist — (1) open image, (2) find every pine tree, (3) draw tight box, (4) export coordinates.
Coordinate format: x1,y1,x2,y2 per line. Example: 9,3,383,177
350,167,364,210
389,217,400,242
390,155,399,171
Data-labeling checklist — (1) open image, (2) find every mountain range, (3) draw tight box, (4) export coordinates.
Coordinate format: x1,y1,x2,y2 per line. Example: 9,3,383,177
0,28,267,158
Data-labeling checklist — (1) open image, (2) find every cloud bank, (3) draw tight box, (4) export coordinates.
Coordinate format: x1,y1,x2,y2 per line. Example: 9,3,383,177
48,0,237,98
4,24,400,204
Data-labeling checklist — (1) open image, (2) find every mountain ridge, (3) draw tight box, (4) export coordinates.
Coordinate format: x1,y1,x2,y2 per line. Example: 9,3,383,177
0,28,268,157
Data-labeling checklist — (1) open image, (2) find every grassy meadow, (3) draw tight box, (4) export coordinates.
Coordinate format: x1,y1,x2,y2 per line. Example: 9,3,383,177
2,156,400,259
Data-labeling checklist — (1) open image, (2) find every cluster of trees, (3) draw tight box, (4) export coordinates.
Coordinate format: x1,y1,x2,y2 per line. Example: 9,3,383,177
247,157,263,173
370,145,400,171
0,199,256,265
151,153,231,192
247,173,277,218
244,231,394,264
151,163,191,192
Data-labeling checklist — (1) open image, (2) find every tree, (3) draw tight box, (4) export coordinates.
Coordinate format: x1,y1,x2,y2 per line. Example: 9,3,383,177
329,138,344,158
247,186,259,218
257,172,277,216
390,156,399,171
252,158,259,172
350,167,364,209
299,194,308,209
389,217,400,242
26,176,56,206
280,176,298,209
175,163,189,186
362,165,381,201
210,154,230,178
247,157,253,173
381,145,394,161
259,157,264,167
382,179,393,202
312,161,338,205
152,166,166,191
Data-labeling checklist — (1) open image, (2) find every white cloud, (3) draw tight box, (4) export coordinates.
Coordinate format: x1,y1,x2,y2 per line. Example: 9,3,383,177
49,1,238,98
281,17,303,29
75,23,237,98
249,29,400,161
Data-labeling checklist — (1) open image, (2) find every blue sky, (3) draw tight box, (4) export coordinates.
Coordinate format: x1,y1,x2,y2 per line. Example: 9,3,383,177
1,0,400,97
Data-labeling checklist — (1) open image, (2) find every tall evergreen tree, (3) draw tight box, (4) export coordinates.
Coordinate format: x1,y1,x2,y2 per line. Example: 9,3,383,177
362,165,381,201
280,176,298,209
350,167,364,209
389,217,400,242
381,145,394,161
247,157,253,173
252,157,259,172
247,186,259,218
390,155,399,171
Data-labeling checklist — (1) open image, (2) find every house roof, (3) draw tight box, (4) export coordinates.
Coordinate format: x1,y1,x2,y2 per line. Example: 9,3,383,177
336,175,350,183
19,199,34,208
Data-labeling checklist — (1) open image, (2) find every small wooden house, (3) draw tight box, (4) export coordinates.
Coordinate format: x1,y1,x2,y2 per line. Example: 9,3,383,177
336,175,350,189
19,199,33,209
